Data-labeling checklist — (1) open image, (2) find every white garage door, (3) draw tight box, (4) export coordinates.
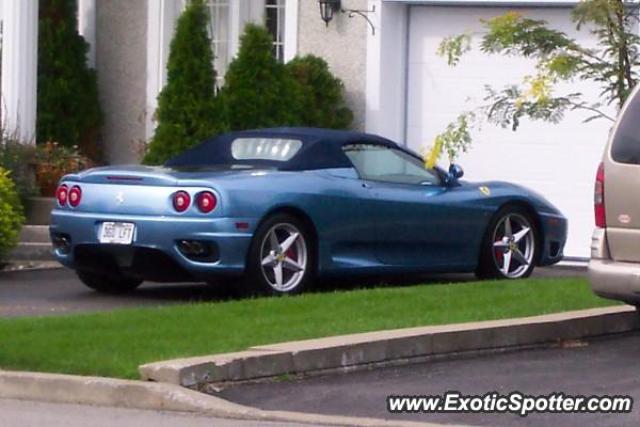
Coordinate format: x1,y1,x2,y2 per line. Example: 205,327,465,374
406,6,614,258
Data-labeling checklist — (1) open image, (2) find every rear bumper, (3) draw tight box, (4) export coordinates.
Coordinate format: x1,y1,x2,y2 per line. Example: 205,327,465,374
588,227,640,304
589,259,640,304
49,210,254,281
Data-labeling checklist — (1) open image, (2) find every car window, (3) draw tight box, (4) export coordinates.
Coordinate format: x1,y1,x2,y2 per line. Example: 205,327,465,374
343,144,441,186
231,138,302,161
611,88,640,164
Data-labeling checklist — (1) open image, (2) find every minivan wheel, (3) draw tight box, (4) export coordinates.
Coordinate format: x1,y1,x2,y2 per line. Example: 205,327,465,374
245,214,315,296
77,270,142,294
476,206,538,280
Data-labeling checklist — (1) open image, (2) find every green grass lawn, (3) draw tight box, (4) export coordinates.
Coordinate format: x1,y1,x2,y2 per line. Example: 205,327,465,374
0,277,616,379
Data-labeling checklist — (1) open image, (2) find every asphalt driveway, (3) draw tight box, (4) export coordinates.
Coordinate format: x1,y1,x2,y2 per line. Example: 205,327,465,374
0,266,583,318
218,332,640,427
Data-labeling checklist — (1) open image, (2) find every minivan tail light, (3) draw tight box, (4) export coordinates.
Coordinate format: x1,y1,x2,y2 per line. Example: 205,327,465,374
69,186,82,208
196,191,217,213
594,162,606,228
56,184,68,206
173,191,191,212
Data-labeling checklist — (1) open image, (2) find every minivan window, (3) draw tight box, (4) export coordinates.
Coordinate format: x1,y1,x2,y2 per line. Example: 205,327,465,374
611,89,640,164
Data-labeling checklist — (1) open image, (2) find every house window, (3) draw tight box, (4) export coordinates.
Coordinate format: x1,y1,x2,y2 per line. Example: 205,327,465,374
202,0,288,85
207,0,230,86
265,0,285,62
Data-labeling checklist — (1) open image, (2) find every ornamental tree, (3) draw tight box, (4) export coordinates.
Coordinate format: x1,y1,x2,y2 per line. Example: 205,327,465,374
428,0,640,167
143,0,224,165
219,24,302,130
37,0,102,160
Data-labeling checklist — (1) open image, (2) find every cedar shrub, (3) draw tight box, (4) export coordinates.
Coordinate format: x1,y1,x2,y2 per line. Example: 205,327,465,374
286,55,353,129
143,0,224,165
37,0,102,160
220,24,303,130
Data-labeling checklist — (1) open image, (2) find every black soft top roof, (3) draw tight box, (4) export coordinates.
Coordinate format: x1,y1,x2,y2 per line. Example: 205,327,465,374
165,127,412,170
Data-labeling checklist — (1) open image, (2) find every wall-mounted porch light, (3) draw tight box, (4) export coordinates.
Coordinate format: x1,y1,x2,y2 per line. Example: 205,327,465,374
318,0,341,26
318,0,376,36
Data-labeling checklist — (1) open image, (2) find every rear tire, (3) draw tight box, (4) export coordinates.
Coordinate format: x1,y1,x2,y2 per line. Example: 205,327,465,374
244,213,315,296
77,270,142,294
476,206,539,280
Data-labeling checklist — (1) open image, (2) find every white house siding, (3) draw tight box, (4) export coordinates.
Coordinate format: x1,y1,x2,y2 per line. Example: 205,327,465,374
405,5,614,258
297,0,369,131
96,0,149,164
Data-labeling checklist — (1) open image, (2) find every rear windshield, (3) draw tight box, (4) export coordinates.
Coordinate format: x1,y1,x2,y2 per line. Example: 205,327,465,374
611,89,640,164
231,138,302,162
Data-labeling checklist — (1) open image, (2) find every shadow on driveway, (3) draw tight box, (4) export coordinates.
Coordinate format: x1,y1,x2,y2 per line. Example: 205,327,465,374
0,266,584,318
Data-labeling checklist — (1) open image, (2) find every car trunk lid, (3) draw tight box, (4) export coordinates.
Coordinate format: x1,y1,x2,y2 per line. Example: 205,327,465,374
58,166,229,216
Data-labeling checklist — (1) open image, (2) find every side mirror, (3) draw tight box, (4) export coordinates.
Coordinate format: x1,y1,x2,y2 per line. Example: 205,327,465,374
446,164,464,186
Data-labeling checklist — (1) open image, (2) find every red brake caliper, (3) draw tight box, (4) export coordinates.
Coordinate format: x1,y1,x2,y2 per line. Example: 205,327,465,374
494,236,504,263
286,247,297,260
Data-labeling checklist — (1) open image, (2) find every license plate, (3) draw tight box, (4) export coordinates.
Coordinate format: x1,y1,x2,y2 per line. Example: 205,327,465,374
99,222,135,245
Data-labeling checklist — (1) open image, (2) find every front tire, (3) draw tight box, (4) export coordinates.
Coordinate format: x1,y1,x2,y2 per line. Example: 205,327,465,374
476,206,538,280
77,270,142,294
245,214,315,296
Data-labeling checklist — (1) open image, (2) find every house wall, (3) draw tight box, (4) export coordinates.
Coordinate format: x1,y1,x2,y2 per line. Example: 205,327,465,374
297,0,368,131
365,0,408,144
96,0,148,164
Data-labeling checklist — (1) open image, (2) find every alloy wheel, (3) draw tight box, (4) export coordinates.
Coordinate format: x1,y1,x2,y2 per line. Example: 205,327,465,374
491,213,535,279
259,223,308,292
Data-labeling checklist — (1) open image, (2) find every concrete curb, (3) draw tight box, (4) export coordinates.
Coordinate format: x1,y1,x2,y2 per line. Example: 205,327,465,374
140,306,638,388
0,371,446,427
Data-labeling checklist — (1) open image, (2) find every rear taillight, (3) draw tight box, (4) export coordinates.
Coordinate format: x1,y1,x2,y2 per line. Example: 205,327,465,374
594,162,606,228
69,186,82,208
173,191,191,212
55,184,68,206
196,191,217,213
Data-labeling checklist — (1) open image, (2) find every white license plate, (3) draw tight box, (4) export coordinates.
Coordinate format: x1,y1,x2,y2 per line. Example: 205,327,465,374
99,222,135,245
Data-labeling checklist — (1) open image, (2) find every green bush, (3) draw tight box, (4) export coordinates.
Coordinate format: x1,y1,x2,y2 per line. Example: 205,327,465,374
286,55,353,129
143,0,224,165
38,0,102,161
0,168,25,263
220,24,302,130
0,133,38,202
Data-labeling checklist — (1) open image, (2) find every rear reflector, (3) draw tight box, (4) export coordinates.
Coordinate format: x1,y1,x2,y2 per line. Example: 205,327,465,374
594,162,606,228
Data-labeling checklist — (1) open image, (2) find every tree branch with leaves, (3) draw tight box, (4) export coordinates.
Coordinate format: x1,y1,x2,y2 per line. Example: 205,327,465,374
428,0,640,165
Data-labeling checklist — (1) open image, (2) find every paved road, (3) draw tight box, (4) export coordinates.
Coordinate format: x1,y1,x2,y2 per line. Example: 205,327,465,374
0,398,325,427
219,332,640,427
0,266,582,318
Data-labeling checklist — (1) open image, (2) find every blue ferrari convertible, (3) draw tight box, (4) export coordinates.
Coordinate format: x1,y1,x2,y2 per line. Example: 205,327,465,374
49,128,567,294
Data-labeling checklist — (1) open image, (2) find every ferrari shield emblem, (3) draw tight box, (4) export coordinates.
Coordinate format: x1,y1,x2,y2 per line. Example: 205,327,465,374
478,186,491,196
115,191,125,205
